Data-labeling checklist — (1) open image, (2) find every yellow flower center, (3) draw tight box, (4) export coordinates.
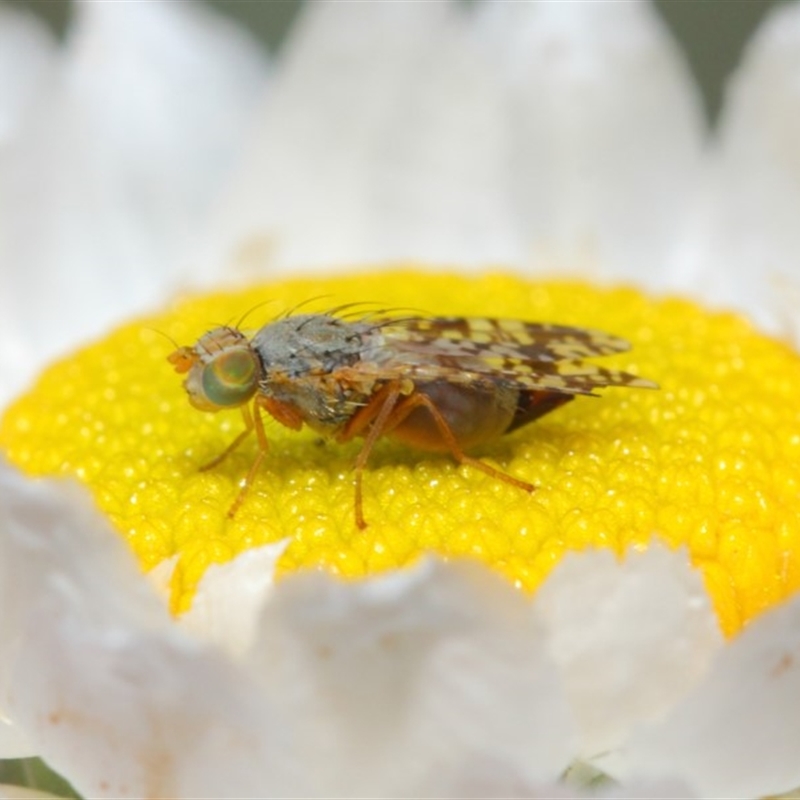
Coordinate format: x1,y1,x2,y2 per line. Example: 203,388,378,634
2,270,799,634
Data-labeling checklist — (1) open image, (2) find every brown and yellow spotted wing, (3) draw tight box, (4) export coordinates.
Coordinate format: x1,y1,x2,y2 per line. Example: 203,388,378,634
371,316,658,395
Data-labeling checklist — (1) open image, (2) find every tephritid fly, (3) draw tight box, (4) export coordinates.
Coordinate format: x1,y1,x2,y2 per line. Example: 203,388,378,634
170,309,656,528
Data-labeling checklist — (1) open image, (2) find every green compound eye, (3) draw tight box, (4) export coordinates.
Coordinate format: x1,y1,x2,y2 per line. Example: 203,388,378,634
202,348,259,408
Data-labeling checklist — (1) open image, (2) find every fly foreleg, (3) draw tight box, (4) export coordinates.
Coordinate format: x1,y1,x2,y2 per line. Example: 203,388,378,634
200,404,256,472
226,397,270,518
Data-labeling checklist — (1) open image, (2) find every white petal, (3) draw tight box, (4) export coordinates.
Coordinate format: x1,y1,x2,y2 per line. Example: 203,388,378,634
146,555,178,604
678,2,800,337
247,558,576,796
0,0,269,406
593,781,696,800
0,461,305,798
432,755,697,799
536,545,723,764
0,786,66,800
180,540,290,658
0,5,58,407
0,715,34,759
197,0,521,279
474,0,706,285
0,4,57,142
622,591,800,798
0,460,578,797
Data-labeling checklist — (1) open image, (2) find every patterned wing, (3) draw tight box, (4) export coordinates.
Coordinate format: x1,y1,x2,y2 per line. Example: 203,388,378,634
370,316,657,395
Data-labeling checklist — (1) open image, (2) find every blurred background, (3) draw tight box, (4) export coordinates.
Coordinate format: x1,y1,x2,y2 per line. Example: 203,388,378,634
6,0,787,122
0,0,791,796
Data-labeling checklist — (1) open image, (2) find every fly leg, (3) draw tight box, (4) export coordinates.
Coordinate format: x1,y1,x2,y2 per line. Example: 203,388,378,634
226,398,270,518
199,404,255,472
341,382,534,529
202,397,302,518
340,382,405,529
384,391,536,494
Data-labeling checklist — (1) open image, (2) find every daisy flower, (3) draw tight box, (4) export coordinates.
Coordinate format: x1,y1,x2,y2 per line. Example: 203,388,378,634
2,1,800,798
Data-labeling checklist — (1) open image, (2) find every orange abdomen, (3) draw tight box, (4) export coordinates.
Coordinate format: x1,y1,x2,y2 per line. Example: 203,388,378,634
388,380,575,452
386,380,516,452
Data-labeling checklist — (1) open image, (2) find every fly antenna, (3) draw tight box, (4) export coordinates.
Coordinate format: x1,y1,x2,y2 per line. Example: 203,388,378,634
148,327,182,351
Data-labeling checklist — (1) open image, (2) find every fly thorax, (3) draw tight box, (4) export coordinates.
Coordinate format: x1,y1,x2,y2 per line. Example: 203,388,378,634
252,314,376,376
253,314,381,431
